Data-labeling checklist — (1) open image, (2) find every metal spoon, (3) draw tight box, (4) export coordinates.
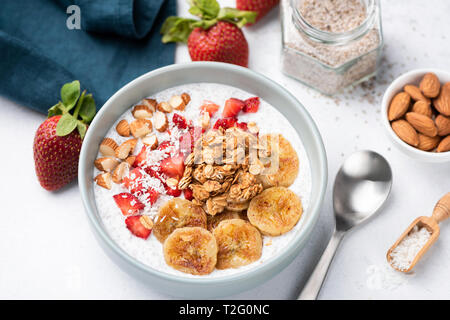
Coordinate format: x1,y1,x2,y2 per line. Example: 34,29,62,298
298,150,392,300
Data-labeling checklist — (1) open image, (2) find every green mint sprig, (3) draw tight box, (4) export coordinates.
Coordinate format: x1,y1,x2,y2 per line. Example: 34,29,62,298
48,80,96,139
161,0,257,43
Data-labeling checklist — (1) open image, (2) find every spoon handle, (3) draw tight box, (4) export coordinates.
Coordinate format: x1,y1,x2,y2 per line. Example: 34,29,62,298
298,229,345,300
432,192,450,224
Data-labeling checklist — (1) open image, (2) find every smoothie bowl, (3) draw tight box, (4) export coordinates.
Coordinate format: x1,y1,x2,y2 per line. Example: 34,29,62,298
79,62,327,298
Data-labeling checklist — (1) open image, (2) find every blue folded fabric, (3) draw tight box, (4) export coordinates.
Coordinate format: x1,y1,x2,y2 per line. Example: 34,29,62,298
0,0,176,114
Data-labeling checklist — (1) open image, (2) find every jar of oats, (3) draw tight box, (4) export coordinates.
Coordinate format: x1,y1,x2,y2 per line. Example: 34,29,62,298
281,0,383,95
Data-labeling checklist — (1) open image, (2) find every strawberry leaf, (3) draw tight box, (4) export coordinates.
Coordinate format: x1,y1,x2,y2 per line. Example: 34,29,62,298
56,113,78,136
77,121,87,139
78,93,96,123
217,8,257,28
60,80,80,111
48,102,65,118
161,16,197,43
188,0,220,20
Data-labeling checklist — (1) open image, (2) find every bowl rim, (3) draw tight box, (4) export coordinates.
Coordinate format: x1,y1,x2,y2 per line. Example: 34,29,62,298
381,68,450,160
79,61,328,285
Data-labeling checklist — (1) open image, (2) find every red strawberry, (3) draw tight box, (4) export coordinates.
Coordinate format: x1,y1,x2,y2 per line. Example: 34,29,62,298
125,215,152,239
236,122,248,131
188,21,249,67
113,193,145,216
165,185,182,197
183,188,193,201
133,145,149,168
33,116,83,191
200,101,220,116
172,113,188,129
236,0,280,23
223,98,245,118
160,153,185,179
122,168,145,194
157,141,175,153
213,117,238,130
145,188,160,205
243,97,260,113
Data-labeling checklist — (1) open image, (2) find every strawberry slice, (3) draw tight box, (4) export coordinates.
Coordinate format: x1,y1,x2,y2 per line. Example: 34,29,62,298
160,153,185,179
213,117,237,130
157,141,174,153
243,97,260,113
122,168,145,194
183,188,193,201
145,188,160,205
165,184,182,197
125,215,152,239
179,132,193,155
236,122,248,130
172,113,188,129
222,98,245,118
200,100,220,116
113,193,145,216
133,146,148,168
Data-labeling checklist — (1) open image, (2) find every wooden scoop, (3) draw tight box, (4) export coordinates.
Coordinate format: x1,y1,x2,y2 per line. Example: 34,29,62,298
387,192,450,272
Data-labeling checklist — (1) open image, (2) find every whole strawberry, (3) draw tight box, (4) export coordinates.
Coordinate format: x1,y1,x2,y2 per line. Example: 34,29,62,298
236,0,279,23
188,21,248,67
161,0,257,67
33,81,96,191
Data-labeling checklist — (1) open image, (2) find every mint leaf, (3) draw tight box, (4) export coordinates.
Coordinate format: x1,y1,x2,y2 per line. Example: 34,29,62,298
48,102,65,117
161,16,197,43
189,0,220,19
77,121,87,139
79,93,96,123
56,113,78,136
60,80,80,111
217,8,257,27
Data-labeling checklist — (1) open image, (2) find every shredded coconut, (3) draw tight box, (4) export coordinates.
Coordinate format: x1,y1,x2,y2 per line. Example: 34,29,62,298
389,226,431,271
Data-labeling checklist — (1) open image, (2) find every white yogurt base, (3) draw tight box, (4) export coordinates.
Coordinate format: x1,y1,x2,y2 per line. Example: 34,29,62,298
93,82,312,278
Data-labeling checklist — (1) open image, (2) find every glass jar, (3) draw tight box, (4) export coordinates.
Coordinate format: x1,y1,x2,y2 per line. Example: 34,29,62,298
281,0,384,95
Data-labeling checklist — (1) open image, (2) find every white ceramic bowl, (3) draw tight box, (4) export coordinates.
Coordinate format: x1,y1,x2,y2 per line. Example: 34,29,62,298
79,62,328,298
381,68,450,163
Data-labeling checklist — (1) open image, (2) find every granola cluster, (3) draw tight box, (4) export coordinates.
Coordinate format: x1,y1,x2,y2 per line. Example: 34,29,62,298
178,126,273,216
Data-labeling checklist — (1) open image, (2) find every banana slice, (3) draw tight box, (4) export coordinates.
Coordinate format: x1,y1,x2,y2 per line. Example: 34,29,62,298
213,219,262,269
247,187,303,236
258,134,299,188
163,227,218,275
226,200,250,212
207,210,243,232
153,198,207,243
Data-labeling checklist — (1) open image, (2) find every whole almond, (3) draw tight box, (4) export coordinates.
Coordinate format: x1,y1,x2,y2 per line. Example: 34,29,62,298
418,134,441,151
434,82,450,116
405,112,438,137
391,120,419,147
404,85,430,103
435,114,450,136
411,100,432,117
388,92,410,121
437,135,450,153
116,119,130,137
420,73,440,98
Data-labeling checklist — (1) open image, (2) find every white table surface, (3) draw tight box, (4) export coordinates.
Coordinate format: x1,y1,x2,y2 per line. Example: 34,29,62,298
1,0,449,300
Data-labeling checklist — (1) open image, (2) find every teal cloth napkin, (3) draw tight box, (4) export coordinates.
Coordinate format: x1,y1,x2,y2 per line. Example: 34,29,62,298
0,0,176,114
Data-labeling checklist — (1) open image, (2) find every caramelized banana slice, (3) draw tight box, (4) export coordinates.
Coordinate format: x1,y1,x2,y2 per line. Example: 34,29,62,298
213,219,262,269
207,210,243,232
164,227,217,275
153,198,207,243
258,134,299,188
247,187,303,236
226,200,250,212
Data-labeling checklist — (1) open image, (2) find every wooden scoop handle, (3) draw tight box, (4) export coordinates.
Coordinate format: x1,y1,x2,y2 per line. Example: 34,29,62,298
432,192,450,224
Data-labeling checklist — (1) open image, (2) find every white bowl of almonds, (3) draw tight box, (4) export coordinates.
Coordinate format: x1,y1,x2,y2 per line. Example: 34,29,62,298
382,69,450,162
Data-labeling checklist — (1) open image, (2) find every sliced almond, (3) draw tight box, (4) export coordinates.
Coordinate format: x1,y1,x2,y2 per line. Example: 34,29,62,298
411,100,432,118
420,73,441,98
142,98,157,112
388,92,411,121
139,216,153,230
125,156,136,167
166,178,179,189
200,112,210,130
142,133,158,149
94,157,120,172
157,101,173,113
132,104,153,119
181,93,191,105
116,119,130,137
115,139,138,159
154,111,168,132
391,119,419,147
404,85,430,103
436,114,450,136
169,95,186,111
247,122,259,135
130,119,152,138
112,162,130,184
405,112,438,137
94,172,112,190
418,134,441,151
437,135,450,152
434,82,450,116
99,138,118,156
